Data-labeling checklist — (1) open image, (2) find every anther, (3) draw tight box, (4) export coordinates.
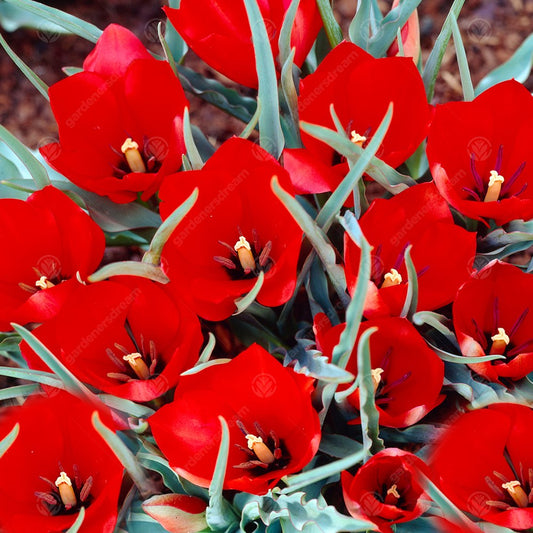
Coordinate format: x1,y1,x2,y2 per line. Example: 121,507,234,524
35,276,54,290
123,352,150,380
381,268,402,288
484,170,504,202
54,472,77,509
490,327,510,355
245,434,275,464
350,131,367,147
502,480,529,508
234,236,256,273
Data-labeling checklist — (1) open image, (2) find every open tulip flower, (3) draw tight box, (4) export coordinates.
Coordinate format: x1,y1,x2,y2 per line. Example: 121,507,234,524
427,80,533,225
314,314,444,428
159,137,302,321
0,392,123,533
164,0,322,89
0,185,104,332
291,41,430,194
149,343,321,495
430,403,533,531
341,448,431,533
453,261,533,383
40,24,189,203
344,183,476,318
20,276,203,402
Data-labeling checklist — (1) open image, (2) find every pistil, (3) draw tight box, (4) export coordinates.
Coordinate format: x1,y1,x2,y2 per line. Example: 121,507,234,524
502,480,529,508
371,368,384,393
484,170,504,202
121,138,146,173
234,236,256,274
123,352,150,380
384,484,400,505
350,131,367,147
55,472,77,509
490,327,510,355
35,276,54,290
381,268,402,288
245,434,275,464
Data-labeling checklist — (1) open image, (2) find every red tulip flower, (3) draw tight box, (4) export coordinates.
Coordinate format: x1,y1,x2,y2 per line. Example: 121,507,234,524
453,261,533,383
0,185,104,331
164,0,322,89
314,314,444,428
344,183,476,318
20,277,203,402
40,24,189,203
427,80,533,225
295,42,430,193
159,137,302,321
0,392,123,533
430,403,533,530
341,448,431,533
149,344,321,495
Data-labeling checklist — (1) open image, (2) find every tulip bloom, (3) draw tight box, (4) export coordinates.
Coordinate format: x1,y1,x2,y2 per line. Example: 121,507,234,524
430,403,533,530
149,344,321,495
314,314,444,428
40,24,188,203
21,277,203,402
0,186,104,331
427,80,533,225
344,183,476,318
164,0,322,89
0,393,123,532
159,137,302,321
295,42,430,193
453,261,533,383
142,494,208,533
341,448,431,533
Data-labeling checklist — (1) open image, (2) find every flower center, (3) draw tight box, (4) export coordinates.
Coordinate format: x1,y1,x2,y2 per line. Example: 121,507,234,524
234,420,287,472
381,268,402,288
122,352,150,380
484,170,504,202
35,275,55,290
214,230,273,279
350,130,367,147
502,480,529,508
384,484,400,505
106,336,159,383
489,327,510,355
35,467,93,516
121,138,146,173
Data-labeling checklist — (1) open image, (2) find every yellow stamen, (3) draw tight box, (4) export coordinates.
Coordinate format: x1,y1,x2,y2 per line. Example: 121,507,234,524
502,480,529,508
371,368,384,393
381,268,402,288
350,131,367,147
55,472,77,508
246,434,275,464
121,138,146,173
490,327,510,355
234,236,256,273
385,484,400,505
123,352,150,380
35,276,54,290
484,170,504,202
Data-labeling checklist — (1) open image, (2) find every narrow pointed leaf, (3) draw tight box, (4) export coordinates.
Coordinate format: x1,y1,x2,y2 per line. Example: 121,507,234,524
243,0,284,157
206,416,238,530
399,245,418,319
450,14,474,101
233,271,265,315
0,383,38,401
92,411,155,497
0,366,63,388
5,0,102,42
0,423,19,459
11,323,97,401
316,0,343,48
98,394,155,419
239,98,262,139
143,187,198,265
422,0,466,100
278,0,301,67
0,32,49,99
88,262,169,284
183,108,203,170
65,507,85,533
0,125,50,188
